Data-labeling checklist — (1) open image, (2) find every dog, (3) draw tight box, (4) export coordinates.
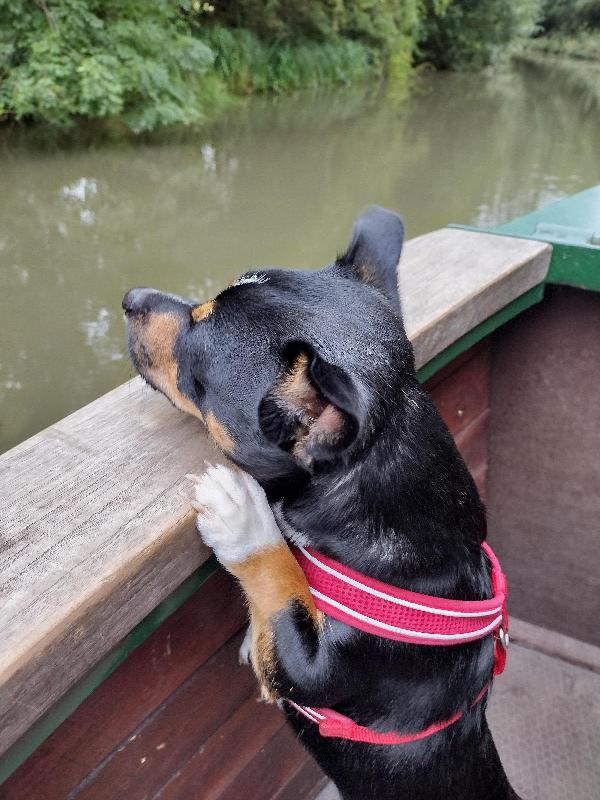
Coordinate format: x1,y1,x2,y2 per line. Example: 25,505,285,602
123,206,519,800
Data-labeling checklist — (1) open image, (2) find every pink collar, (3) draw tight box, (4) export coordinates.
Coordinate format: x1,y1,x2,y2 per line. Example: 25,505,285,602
288,542,509,745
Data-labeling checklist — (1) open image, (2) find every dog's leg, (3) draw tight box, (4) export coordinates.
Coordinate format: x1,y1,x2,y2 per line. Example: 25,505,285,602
189,466,325,700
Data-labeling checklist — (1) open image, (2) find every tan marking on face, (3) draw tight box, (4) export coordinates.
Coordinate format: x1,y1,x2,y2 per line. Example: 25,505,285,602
129,312,203,420
206,410,235,454
226,543,323,699
191,299,215,322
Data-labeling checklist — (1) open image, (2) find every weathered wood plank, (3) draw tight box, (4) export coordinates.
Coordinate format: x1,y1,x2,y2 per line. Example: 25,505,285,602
0,229,551,758
0,381,223,755
401,229,551,368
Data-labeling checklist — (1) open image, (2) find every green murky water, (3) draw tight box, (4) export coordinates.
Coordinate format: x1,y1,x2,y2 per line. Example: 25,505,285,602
1,63,600,454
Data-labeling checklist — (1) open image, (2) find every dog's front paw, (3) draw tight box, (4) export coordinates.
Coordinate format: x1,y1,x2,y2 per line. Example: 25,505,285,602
188,466,284,564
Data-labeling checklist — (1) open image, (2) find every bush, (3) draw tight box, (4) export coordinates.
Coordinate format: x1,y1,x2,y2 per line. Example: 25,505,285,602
0,0,398,131
0,0,548,132
417,0,542,69
541,0,600,32
203,25,377,95
0,0,215,131
528,29,600,60
207,0,421,54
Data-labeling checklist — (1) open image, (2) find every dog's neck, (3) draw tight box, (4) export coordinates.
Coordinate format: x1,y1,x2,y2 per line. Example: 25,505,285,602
278,396,487,595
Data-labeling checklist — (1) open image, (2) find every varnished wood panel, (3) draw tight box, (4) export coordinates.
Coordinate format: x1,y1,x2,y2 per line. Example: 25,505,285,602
427,346,490,436
401,229,550,368
454,410,489,478
1,570,248,799
273,758,329,800
73,635,258,800
487,287,600,646
426,342,491,497
155,694,287,800
2,567,325,800
216,724,313,800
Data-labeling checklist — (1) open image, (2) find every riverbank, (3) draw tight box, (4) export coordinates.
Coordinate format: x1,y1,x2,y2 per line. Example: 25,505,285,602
526,31,600,62
0,23,381,137
0,2,539,134
514,34,600,110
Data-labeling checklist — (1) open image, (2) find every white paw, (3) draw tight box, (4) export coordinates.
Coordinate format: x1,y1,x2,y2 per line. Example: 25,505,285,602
239,623,253,665
187,466,284,564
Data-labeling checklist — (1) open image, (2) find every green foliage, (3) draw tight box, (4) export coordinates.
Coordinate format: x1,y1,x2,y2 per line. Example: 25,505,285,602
528,29,600,60
205,1,343,43
417,0,542,69
526,1,600,70
0,0,549,133
516,50,600,111
203,26,376,94
206,0,420,54
541,0,600,32
0,0,214,131
337,0,421,53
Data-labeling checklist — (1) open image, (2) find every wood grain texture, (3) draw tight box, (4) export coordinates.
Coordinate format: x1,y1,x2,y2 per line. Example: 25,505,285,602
427,345,490,436
72,633,259,800
400,229,551,368
426,342,491,499
0,379,224,755
0,570,248,800
2,569,326,800
0,229,551,757
216,723,313,800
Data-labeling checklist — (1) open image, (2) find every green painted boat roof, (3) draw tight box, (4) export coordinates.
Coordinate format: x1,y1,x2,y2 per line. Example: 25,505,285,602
452,184,600,292
493,184,600,249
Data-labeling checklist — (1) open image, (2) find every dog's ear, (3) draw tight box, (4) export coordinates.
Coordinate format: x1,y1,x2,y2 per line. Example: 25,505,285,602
329,205,404,311
258,342,364,469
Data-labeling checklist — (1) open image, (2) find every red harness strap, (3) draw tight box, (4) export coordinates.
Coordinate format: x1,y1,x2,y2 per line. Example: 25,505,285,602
288,542,509,745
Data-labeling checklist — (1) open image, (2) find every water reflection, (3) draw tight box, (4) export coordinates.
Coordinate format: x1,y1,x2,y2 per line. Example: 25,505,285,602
1,64,600,453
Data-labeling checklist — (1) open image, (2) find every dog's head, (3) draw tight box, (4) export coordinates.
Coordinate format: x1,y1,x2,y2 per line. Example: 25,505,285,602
123,207,416,493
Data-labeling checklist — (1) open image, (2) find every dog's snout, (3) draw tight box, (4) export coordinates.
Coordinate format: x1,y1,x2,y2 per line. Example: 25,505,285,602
122,287,154,316
122,287,196,317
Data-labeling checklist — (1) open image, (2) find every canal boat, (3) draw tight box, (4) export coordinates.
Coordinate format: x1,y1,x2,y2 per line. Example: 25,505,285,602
0,187,599,799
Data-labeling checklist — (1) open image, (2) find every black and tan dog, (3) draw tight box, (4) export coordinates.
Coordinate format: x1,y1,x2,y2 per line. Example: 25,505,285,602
123,207,518,800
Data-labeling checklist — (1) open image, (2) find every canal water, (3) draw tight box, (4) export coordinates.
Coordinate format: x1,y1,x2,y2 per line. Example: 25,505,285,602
1,63,599,454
